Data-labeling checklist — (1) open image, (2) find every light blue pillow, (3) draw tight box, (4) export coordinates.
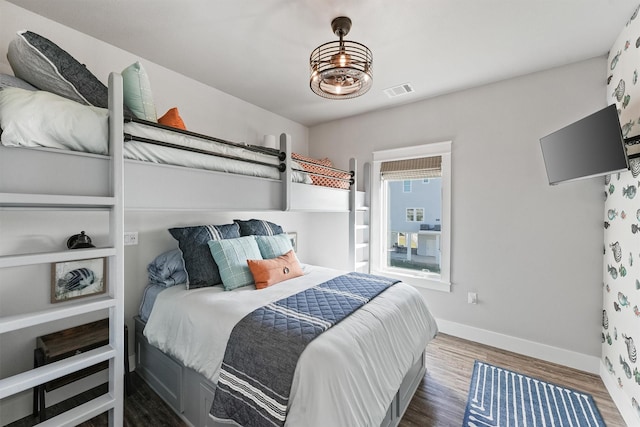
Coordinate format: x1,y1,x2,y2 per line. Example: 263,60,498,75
122,61,157,121
255,234,294,259
208,236,263,291
146,248,187,288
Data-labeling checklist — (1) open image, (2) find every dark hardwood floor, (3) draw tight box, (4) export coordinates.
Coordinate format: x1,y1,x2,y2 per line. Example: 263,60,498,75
7,333,626,426
400,334,626,426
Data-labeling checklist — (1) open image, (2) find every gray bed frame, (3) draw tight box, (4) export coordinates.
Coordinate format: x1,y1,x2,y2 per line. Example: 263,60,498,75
134,316,425,427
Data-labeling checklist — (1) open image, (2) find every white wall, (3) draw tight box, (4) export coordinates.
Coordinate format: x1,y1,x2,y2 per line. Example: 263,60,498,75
0,1,309,151
309,58,607,368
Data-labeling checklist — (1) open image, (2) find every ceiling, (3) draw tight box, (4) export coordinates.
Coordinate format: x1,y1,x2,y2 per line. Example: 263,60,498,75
7,0,640,127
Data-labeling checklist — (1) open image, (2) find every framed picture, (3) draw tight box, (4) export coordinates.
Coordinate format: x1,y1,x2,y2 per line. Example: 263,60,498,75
51,257,107,303
287,232,298,252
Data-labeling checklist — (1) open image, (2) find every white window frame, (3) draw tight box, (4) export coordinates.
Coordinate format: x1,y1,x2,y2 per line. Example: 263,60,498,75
403,180,412,193
406,207,424,222
370,141,451,292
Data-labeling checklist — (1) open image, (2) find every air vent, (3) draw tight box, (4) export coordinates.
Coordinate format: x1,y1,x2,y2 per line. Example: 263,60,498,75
383,83,415,98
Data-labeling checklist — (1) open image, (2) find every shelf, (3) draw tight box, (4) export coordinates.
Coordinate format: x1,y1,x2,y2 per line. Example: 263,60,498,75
0,193,115,208
0,345,115,399
37,394,116,427
355,243,369,249
355,224,369,230
0,248,116,269
0,296,116,334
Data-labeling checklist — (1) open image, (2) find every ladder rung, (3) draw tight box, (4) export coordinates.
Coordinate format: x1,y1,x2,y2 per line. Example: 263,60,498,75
0,345,116,399
0,296,116,333
0,248,116,268
37,394,116,427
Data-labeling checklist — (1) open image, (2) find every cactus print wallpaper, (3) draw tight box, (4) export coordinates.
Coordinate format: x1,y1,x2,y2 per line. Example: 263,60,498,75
605,5,640,422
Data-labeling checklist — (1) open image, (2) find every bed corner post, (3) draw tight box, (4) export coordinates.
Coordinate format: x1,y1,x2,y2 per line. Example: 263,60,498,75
107,71,125,425
280,133,292,211
348,158,357,271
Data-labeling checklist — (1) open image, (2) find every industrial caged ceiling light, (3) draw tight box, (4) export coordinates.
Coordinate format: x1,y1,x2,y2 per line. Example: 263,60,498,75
309,16,373,100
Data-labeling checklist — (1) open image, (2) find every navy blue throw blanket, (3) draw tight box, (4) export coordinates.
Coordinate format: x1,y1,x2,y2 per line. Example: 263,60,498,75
210,272,399,427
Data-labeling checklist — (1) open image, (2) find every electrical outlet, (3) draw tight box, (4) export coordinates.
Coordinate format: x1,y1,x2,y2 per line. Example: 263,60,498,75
124,231,138,246
467,292,478,304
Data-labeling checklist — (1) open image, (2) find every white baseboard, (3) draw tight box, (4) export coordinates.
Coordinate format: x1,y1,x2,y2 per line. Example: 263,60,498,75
600,360,637,426
436,318,601,374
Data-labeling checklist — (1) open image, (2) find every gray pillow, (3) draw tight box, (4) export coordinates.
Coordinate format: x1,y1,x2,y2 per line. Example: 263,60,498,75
168,223,241,289
0,73,37,91
147,249,188,288
234,219,283,236
7,30,108,108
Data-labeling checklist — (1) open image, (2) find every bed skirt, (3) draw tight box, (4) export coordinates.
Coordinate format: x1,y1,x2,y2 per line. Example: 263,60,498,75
134,316,425,427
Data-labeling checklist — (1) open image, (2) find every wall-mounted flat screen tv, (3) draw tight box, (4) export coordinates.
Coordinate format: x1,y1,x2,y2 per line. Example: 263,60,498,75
540,104,629,185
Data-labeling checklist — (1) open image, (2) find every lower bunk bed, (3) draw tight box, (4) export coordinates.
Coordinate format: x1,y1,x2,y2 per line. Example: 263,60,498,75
134,263,438,427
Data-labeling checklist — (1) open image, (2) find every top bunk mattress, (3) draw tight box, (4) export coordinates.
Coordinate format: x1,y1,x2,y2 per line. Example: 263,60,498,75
0,87,312,184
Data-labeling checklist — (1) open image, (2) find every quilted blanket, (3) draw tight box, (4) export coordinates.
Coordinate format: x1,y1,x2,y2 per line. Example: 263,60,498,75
209,272,399,427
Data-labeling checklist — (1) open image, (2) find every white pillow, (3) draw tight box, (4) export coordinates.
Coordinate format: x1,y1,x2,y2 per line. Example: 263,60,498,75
0,87,108,155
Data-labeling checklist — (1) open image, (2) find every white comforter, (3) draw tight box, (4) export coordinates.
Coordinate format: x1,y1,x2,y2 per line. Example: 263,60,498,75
144,264,438,427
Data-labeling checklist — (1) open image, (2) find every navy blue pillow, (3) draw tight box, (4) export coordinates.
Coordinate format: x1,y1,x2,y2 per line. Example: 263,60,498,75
168,223,240,289
234,219,283,236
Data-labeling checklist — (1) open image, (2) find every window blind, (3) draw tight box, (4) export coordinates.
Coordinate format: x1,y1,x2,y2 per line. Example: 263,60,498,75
380,156,442,180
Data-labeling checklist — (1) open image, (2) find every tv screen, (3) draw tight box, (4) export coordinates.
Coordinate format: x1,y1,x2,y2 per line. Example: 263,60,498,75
540,104,629,185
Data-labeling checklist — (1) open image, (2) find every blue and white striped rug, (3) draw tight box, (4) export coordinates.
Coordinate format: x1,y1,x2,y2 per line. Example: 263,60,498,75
463,361,605,427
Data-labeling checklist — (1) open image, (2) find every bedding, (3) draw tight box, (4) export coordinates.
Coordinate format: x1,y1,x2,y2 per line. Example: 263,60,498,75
146,248,187,288
158,107,186,130
122,61,157,122
207,236,263,291
143,264,438,427
168,222,241,289
247,250,303,289
255,233,295,258
0,87,313,184
7,30,110,109
211,271,399,427
234,218,283,236
292,152,352,189
0,73,36,91
138,284,167,323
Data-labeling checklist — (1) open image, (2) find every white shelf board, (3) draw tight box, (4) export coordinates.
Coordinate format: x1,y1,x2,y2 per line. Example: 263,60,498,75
38,394,116,427
0,296,116,333
0,345,115,399
355,243,369,249
0,192,115,208
355,224,369,230
0,247,116,268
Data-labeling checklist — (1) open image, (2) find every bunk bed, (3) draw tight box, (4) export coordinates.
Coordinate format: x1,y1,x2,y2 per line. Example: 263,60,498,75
0,29,436,425
0,88,357,212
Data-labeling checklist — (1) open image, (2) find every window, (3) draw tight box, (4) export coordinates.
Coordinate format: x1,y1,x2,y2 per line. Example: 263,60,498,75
370,141,451,292
406,208,424,222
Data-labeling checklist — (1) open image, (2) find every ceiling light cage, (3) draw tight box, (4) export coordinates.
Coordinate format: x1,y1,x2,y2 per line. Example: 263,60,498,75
310,17,373,100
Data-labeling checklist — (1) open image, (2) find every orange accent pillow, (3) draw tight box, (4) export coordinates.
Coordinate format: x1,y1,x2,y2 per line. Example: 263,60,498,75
247,250,303,290
158,107,186,130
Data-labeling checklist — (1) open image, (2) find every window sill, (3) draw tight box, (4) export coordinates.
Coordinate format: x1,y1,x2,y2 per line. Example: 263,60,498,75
372,268,451,292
